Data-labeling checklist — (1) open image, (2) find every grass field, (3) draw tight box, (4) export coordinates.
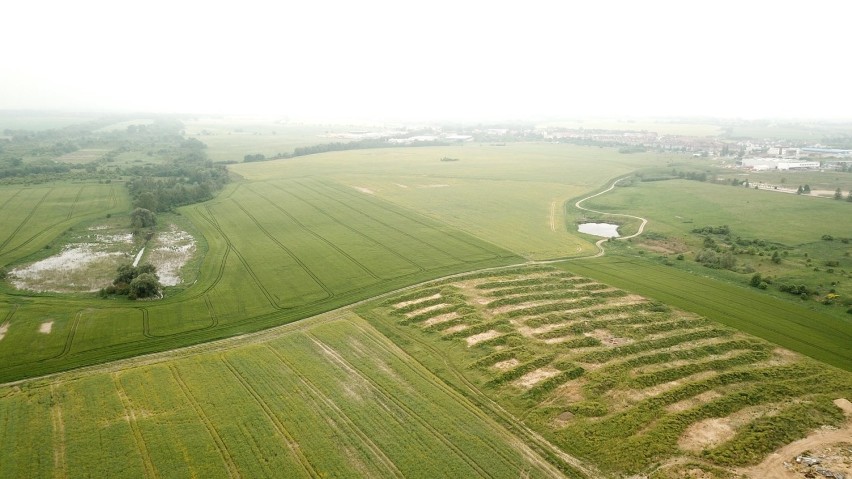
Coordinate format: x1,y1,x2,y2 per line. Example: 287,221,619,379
363,266,852,477
574,178,852,320
0,312,566,478
231,144,673,259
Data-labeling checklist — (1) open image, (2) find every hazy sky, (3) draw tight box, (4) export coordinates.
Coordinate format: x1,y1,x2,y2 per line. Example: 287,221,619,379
2,0,850,121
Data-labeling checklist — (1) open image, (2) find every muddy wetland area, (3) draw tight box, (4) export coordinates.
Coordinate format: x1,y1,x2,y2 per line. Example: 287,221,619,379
9,221,196,294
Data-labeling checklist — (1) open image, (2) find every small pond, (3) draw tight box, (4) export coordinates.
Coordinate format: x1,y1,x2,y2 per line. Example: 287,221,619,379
577,222,620,238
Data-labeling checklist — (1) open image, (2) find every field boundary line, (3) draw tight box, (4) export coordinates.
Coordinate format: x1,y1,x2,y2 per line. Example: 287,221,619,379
113,373,158,478
168,365,241,479
263,343,406,479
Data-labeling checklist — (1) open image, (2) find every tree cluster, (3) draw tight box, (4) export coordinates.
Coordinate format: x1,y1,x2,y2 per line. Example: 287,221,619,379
126,138,228,212
102,263,162,300
694,249,737,270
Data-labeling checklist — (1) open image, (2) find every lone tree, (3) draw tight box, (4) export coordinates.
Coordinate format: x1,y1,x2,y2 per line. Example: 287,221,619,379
803,184,811,194
130,208,156,229
835,187,843,200
797,185,804,195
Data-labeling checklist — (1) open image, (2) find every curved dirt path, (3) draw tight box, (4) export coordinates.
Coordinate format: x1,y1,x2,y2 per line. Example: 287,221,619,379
736,398,852,478
573,176,648,258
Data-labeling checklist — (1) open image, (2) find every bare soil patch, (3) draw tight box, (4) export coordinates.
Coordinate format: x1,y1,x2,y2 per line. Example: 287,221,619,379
490,297,587,315
679,402,791,452
493,358,520,371
514,367,561,389
443,324,468,334
352,186,374,194
10,244,129,292
552,411,575,428
666,390,723,413
40,321,53,334
585,329,633,347
145,225,196,286
394,293,441,309
678,417,737,452
404,303,450,318
616,371,719,403
422,312,459,327
739,425,852,479
0,323,8,341
466,330,501,346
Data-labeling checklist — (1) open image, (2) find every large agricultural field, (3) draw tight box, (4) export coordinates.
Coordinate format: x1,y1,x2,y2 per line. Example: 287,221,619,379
0,311,566,478
2,118,852,478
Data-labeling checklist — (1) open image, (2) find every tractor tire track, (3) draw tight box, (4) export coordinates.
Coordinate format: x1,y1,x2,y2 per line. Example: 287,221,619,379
296,180,484,265
113,373,158,478
263,343,405,479
49,384,67,479
346,320,574,479
0,188,51,253
247,186,380,280
322,179,509,260
202,204,279,309
231,200,333,299
48,311,83,361
169,365,241,479
305,333,496,479
220,354,319,478
65,186,85,220
268,181,424,274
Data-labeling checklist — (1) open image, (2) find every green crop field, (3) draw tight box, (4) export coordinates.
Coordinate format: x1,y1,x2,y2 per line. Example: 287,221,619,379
0,312,566,478
0,183,126,266
362,266,852,477
0,173,519,382
231,144,673,259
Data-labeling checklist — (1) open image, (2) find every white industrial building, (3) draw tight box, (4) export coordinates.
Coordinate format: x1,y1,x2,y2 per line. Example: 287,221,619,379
742,158,820,170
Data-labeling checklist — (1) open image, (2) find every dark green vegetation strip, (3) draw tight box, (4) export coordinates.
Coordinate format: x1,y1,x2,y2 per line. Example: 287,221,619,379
563,256,852,371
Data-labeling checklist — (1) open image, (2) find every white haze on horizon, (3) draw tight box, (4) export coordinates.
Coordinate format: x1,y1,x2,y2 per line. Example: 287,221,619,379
2,0,851,122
